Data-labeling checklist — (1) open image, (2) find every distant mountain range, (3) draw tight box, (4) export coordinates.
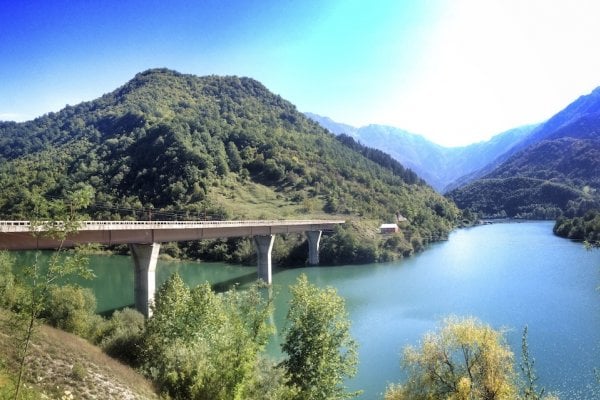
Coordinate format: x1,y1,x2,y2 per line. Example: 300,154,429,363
307,87,600,218
2,67,597,227
447,88,600,218
305,113,538,192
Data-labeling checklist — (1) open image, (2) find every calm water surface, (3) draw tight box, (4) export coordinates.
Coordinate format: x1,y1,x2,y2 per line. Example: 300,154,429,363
18,221,600,399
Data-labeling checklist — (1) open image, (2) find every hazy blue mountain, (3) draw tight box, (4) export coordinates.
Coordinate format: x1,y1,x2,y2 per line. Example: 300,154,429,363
447,87,600,218
442,125,540,191
520,86,600,145
303,112,357,137
306,113,537,191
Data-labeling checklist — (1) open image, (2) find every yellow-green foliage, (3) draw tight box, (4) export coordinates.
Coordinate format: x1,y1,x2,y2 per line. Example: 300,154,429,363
385,316,519,400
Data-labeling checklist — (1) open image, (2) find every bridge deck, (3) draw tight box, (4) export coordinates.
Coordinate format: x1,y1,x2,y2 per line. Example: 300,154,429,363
0,220,345,250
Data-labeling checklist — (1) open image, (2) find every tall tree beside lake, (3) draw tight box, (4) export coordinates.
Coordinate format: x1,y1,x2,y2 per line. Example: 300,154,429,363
385,317,560,400
281,274,360,400
140,273,277,400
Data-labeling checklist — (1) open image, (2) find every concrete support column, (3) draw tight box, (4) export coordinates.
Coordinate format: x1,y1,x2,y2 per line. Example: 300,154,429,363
306,230,322,265
254,235,275,284
130,243,161,318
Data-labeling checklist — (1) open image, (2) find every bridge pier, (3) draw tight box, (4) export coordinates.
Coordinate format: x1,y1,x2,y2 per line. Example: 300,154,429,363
254,235,275,284
130,243,161,318
306,230,322,265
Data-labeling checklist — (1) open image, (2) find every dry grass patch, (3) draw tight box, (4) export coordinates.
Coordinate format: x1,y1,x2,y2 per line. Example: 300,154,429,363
0,310,159,399
209,180,334,220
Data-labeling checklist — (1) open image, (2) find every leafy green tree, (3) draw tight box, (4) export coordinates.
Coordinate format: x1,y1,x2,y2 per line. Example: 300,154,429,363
141,273,275,400
226,141,243,172
281,274,360,400
41,284,100,339
214,141,230,176
99,307,145,366
242,357,299,400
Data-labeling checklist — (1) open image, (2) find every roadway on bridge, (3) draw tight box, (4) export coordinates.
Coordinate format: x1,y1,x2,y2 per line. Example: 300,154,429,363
0,220,345,250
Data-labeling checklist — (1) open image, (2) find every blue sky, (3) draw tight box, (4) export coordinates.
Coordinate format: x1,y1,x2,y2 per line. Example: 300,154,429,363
2,0,600,146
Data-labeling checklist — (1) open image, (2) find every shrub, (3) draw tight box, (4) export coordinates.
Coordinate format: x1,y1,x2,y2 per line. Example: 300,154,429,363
70,362,87,381
100,308,145,366
42,285,99,338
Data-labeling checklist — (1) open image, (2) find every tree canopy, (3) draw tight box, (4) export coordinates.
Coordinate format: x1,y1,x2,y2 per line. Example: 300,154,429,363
141,273,276,400
385,317,519,400
385,317,560,400
281,274,359,400
553,209,600,247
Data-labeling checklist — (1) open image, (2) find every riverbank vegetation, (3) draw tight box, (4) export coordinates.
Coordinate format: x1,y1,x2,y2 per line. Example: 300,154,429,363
0,249,159,399
447,177,599,220
2,244,563,399
0,308,160,399
553,209,600,247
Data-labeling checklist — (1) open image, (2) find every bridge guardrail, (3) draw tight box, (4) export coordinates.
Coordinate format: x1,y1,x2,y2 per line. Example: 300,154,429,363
0,219,345,232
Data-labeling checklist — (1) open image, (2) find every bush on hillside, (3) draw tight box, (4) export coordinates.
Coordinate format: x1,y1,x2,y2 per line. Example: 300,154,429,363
41,285,103,340
100,307,145,366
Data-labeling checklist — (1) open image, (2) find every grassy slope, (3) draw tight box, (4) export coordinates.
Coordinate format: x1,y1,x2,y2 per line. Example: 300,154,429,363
0,309,159,399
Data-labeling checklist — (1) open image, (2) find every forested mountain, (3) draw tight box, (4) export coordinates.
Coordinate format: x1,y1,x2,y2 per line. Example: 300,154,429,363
0,69,459,263
447,88,600,219
305,113,537,191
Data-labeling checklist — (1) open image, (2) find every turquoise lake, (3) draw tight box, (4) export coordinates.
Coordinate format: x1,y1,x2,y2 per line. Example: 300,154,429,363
16,221,600,399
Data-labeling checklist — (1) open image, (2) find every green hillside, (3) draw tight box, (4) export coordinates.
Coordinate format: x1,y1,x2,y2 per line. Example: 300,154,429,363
0,69,459,263
447,138,600,219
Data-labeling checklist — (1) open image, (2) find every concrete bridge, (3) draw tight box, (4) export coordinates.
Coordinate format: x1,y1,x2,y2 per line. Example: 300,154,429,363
0,219,344,316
